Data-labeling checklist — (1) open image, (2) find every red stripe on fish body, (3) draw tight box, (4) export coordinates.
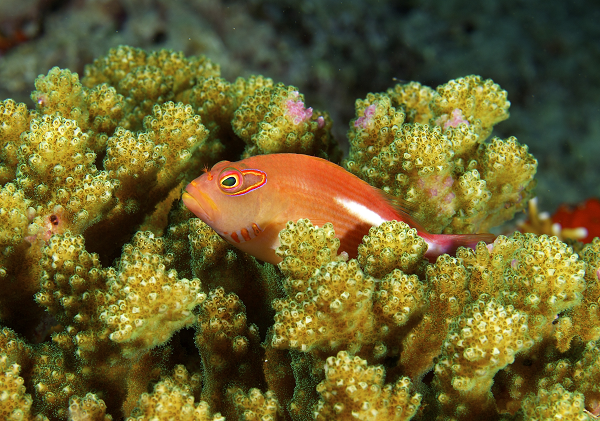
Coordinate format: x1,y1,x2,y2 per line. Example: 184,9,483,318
182,153,492,264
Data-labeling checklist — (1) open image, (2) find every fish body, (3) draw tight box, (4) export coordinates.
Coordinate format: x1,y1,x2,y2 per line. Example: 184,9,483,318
182,153,493,265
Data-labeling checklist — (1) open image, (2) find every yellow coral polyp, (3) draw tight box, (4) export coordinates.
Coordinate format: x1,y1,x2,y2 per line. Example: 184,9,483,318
232,83,339,159
358,220,427,278
4,44,600,421
274,258,376,352
315,351,421,421
521,384,591,421
100,231,205,356
345,75,535,234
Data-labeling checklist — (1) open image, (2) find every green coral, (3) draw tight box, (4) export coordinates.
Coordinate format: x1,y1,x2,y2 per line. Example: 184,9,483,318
100,231,205,357
357,220,428,278
2,45,599,421
232,83,339,159
345,75,536,234
314,351,421,421
270,222,599,420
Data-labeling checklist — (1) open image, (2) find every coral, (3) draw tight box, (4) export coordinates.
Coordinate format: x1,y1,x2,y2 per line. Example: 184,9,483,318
272,220,427,359
31,67,88,127
432,75,510,140
553,238,600,351
187,218,249,292
344,75,536,234
229,388,282,420
371,269,427,347
520,384,591,421
314,351,421,421
357,220,428,278
0,358,34,420
36,233,105,326
35,231,109,364
433,296,534,418
457,233,586,340
17,113,117,236
104,101,212,210
194,287,265,417
68,393,112,421
31,341,84,419
276,219,342,281
272,258,377,353
232,83,340,159
520,198,600,244
399,254,472,379
0,99,35,184
0,183,30,254
100,231,205,357
387,82,436,125
128,365,221,421
2,45,600,421
82,47,220,130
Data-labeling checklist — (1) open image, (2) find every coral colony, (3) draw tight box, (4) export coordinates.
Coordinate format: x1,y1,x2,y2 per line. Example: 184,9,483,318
0,46,598,420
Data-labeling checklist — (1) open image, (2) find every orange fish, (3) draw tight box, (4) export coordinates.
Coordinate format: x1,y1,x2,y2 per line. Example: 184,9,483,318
182,153,494,265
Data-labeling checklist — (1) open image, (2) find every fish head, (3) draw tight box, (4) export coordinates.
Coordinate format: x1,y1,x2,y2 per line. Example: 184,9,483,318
182,159,269,237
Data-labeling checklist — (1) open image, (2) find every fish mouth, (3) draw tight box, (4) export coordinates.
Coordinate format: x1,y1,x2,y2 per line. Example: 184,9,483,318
182,190,215,223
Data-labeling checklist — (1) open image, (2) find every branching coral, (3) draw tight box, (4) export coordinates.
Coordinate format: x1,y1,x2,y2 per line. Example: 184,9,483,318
100,231,205,357
17,112,117,236
232,84,339,159
68,393,112,421
0,99,35,184
229,387,282,421
433,296,534,418
357,220,428,278
520,384,591,421
0,329,35,420
345,75,536,234
128,365,222,421
273,257,377,353
553,238,600,351
194,287,266,418
2,45,599,421
0,183,30,271
314,351,421,421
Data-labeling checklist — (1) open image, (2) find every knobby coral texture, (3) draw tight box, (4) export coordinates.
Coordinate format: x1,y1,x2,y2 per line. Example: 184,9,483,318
0,45,596,421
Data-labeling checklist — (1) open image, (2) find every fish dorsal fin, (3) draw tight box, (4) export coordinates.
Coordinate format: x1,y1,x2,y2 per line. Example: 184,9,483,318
375,188,429,232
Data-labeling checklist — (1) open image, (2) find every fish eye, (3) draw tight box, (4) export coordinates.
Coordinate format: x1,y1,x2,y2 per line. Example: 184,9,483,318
217,166,267,196
221,175,237,187
218,167,243,192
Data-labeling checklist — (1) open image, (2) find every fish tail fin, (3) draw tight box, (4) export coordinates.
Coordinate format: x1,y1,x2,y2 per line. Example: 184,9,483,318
423,232,496,261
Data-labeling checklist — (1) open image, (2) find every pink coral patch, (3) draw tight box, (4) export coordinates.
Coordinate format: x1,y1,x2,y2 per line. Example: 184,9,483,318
434,108,470,130
354,103,377,129
284,91,313,125
317,115,325,128
444,192,456,203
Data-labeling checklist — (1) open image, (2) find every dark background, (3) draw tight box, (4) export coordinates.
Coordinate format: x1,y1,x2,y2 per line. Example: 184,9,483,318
1,0,598,215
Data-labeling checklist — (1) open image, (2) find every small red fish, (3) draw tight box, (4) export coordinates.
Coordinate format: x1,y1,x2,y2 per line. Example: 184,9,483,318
552,198,600,243
182,153,494,265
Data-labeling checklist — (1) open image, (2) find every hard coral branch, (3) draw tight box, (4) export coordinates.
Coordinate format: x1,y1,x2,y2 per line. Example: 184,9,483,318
1,45,599,421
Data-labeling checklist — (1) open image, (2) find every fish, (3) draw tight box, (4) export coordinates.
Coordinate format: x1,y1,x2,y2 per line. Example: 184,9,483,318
182,153,495,265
